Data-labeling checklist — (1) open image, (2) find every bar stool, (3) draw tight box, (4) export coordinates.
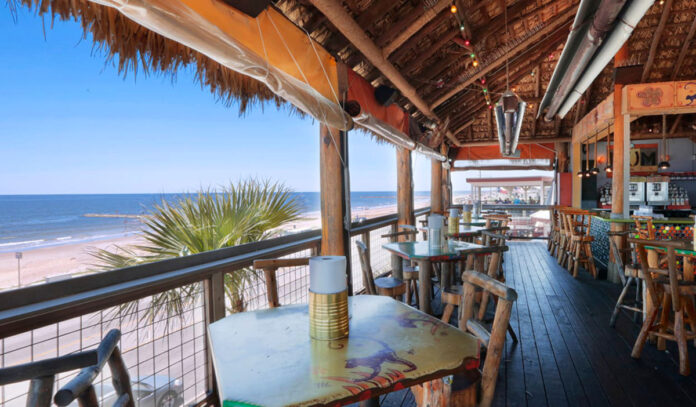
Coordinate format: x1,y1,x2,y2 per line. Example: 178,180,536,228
557,208,574,267
548,206,563,257
355,240,407,299
566,210,597,278
609,230,643,326
630,239,696,376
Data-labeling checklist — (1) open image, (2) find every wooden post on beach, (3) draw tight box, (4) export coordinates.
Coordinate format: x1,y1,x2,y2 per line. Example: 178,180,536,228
319,124,353,293
431,154,443,214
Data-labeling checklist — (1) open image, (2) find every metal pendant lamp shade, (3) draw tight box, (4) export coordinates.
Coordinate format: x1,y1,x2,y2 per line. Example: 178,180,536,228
494,90,527,157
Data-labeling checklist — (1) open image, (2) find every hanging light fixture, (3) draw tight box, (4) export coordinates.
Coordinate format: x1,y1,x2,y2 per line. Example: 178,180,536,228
605,126,613,173
494,4,527,157
591,132,600,175
657,114,671,170
577,140,586,178
584,139,592,178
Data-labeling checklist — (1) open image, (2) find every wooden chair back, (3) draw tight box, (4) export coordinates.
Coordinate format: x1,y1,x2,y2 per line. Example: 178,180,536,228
632,216,656,239
629,238,690,312
484,214,510,229
564,209,592,238
0,329,133,407
253,257,311,308
459,270,517,407
354,240,377,295
381,224,418,242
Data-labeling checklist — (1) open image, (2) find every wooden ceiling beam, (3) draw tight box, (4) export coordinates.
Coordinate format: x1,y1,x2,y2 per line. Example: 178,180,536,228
671,12,696,80
641,0,673,82
430,6,576,109
454,136,571,146
441,32,563,124
381,0,452,57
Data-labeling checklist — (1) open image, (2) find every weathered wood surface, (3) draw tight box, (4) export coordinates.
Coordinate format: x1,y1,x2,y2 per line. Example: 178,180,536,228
209,296,480,407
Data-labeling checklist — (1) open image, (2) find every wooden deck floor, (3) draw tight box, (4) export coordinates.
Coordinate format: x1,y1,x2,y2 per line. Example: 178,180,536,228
381,240,696,407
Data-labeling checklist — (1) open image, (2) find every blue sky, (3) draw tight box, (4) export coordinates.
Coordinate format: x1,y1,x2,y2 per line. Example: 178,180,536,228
0,5,435,194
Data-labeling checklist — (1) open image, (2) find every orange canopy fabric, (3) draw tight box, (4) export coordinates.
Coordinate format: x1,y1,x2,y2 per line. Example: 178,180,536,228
96,0,348,129
455,144,556,161
347,70,410,134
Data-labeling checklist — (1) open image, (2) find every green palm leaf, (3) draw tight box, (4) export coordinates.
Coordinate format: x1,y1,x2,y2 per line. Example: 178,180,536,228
89,178,302,323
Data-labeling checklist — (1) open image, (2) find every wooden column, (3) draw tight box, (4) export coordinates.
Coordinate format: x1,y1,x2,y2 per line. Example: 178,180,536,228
441,145,452,210
394,147,414,280
397,148,415,230
319,124,353,291
609,44,630,283
431,158,443,214
572,141,582,208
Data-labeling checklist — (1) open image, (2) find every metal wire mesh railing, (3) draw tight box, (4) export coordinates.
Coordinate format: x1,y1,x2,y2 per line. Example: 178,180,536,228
0,208,429,406
1,285,208,407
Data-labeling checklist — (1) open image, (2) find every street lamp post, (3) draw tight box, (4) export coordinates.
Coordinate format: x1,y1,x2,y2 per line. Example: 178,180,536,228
15,251,22,287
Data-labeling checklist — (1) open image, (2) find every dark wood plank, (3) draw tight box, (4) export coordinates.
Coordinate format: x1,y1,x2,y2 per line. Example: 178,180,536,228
525,241,696,406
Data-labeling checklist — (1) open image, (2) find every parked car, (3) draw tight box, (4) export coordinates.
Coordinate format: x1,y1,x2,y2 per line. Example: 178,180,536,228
69,375,183,407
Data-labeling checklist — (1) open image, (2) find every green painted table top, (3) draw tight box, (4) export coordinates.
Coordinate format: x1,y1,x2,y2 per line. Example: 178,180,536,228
209,296,480,407
645,245,696,257
383,240,490,261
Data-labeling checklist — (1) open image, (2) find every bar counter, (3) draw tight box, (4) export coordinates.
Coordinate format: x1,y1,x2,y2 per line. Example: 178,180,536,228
589,212,694,280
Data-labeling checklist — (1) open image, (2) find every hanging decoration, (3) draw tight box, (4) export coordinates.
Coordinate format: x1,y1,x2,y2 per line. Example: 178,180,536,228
605,126,613,173
584,139,591,178
494,3,526,157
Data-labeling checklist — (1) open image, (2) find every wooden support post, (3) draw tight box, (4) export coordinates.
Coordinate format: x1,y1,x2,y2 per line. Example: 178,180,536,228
397,148,415,231
431,158,443,214
204,271,226,395
609,45,630,283
572,141,581,208
319,124,353,292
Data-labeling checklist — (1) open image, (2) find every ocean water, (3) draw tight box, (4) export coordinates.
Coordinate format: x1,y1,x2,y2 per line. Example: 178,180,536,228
0,192,430,252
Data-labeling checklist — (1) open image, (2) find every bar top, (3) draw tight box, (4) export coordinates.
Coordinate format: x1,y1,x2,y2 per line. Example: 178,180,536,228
591,213,694,225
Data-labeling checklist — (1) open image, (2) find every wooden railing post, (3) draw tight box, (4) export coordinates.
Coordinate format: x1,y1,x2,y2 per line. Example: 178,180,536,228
319,124,353,294
204,271,225,396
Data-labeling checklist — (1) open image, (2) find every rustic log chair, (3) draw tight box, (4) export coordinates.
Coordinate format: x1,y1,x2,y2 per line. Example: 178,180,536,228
253,257,311,308
629,238,696,376
416,271,517,407
0,329,133,407
565,210,597,278
441,245,517,344
608,230,644,326
355,240,407,299
381,225,420,307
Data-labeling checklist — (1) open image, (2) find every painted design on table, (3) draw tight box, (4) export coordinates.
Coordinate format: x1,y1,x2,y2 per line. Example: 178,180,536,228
322,311,454,395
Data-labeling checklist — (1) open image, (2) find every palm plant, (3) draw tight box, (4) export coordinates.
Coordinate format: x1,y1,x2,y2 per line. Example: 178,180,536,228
90,179,302,323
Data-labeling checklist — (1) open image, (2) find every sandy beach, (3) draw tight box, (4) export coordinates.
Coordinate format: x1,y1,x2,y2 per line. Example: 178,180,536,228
0,203,430,291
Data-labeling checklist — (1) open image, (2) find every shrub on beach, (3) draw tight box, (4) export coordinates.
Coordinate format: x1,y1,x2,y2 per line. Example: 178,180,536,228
89,178,302,322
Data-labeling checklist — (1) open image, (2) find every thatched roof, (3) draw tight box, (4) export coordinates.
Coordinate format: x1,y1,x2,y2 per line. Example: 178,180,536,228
277,0,696,144
13,0,295,115
14,0,696,148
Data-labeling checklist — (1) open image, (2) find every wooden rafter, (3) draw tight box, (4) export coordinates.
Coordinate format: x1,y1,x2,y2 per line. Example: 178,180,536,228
430,7,576,109
641,0,673,82
671,12,696,80
381,1,452,57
